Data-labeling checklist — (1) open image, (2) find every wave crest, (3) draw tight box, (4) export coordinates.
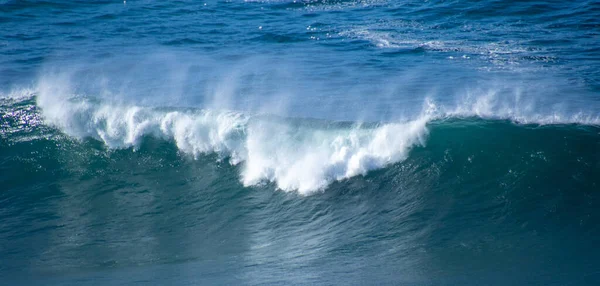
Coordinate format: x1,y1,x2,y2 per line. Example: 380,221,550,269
37,90,429,194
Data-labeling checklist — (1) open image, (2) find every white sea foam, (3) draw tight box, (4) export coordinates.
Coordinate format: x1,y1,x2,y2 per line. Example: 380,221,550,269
36,79,430,194
33,70,599,194
339,29,420,49
0,88,36,100
432,88,600,125
339,28,543,70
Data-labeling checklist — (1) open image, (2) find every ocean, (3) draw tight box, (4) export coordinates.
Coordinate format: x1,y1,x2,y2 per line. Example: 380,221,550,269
1,0,599,285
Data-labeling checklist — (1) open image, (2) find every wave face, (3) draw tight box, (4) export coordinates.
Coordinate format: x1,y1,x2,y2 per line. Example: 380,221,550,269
2,0,600,285
2,94,600,285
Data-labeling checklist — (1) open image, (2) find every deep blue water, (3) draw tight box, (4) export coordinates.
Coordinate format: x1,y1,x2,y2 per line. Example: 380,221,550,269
1,0,600,285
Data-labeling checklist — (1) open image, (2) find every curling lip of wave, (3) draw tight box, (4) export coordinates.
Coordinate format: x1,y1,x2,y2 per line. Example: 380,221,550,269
29,81,600,193
36,92,430,194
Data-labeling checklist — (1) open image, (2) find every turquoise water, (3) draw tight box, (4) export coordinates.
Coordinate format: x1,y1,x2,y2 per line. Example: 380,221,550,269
1,1,600,285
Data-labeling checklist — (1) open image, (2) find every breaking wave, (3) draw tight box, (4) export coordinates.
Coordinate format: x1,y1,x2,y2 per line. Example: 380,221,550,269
18,75,594,194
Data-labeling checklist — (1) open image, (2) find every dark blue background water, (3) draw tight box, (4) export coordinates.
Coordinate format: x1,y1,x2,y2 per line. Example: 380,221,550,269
2,0,600,119
1,1,600,285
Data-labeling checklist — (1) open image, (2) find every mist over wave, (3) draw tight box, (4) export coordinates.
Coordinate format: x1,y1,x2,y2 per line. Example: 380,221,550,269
25,59,598,193
36,78,430,193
